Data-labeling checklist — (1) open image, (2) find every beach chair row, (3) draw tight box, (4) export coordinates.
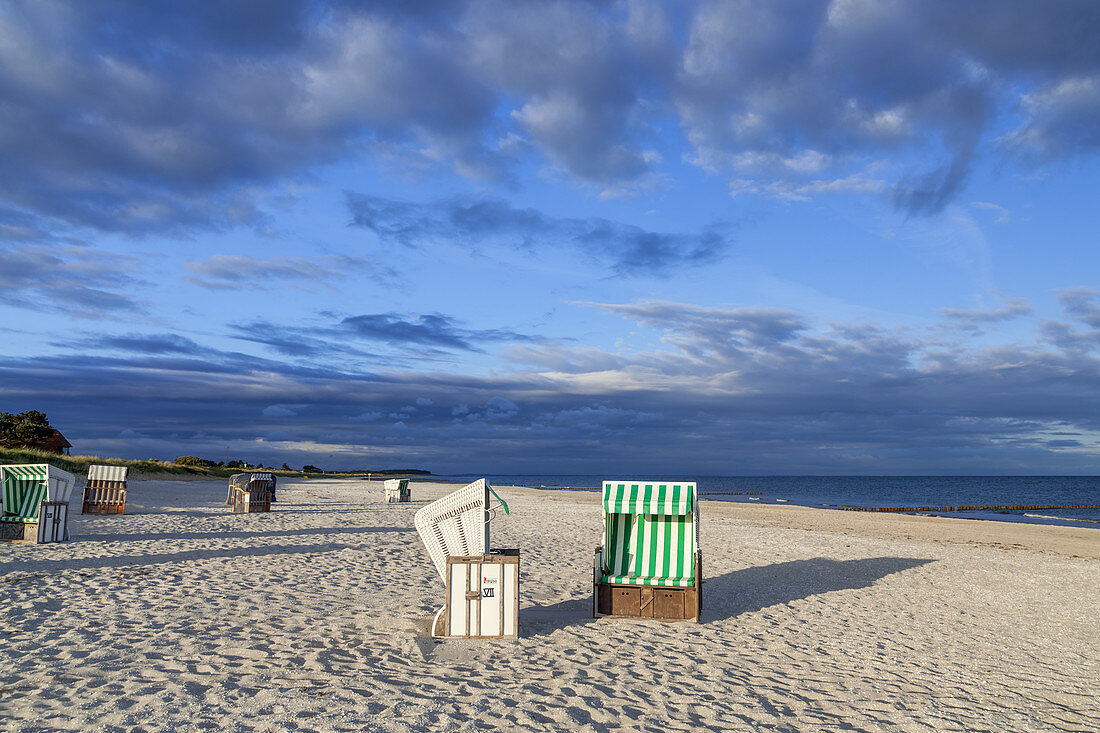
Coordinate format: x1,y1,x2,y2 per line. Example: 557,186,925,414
0,463,132,543
4,466,702,632
413,478,702,640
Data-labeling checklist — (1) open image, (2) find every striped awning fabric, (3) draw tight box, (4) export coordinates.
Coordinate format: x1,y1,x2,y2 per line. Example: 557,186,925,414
2,465,48,480
602,481,695,516
88,465,128,482
602,513,695,585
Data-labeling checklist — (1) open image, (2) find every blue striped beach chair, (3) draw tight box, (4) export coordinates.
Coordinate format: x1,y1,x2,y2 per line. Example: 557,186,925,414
0,464,77,543
593,480,701,621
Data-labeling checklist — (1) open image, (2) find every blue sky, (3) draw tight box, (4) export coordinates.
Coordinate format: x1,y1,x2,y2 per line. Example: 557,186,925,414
2,0,1100,474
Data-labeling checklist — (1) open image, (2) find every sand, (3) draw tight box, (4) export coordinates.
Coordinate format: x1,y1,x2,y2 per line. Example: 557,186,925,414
2,478,1098,732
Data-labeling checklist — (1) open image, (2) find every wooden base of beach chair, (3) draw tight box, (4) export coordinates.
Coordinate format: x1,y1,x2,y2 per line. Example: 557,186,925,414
0,502,69,543
594,554,702,622
435,551,520,638
595,583,699,621
231,489,271,513
0,520,36,542
82,485,126,515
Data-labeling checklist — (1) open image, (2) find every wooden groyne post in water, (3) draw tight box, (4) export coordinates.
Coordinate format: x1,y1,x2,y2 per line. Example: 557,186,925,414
831,503,1100,513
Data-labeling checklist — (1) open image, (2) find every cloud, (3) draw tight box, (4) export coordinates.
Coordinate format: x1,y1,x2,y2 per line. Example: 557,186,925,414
1,1,1098,234
587,301,810,351
227,311,535,361
6,292,1100,473
90,333,208,355
183,254,386,290
938,297,1033,331
1058,287,1100,329
677,0,1098,215
341,313,534,352
1040,288,1100,353
347,192,729,275
0,242,142,316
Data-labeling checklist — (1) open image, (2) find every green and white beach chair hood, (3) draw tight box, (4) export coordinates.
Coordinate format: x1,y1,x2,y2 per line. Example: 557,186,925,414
594,480,702,621
1,463,77,543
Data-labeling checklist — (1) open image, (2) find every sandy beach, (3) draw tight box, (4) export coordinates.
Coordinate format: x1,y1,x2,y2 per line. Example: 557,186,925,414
3,478,1098,732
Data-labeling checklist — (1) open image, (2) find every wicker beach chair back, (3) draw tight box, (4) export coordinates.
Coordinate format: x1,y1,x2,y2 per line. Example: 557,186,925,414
414,478,509,579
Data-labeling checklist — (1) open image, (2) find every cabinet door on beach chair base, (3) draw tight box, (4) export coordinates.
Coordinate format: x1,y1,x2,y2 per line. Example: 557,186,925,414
436,551,520,638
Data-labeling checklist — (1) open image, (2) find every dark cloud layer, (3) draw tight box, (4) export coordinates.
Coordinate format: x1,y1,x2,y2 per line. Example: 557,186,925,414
0,242,142,316
227,311,536,361
347,192,727,275
0,0,1097,236
5,294,1099,473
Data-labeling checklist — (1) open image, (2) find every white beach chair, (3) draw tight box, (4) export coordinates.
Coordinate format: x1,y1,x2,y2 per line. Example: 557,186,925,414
384,478,411,503
0,463,77,543
414,479,515,636
81,464,128,515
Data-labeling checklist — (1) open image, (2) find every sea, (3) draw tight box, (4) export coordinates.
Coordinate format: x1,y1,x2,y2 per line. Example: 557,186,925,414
439,474,1100,529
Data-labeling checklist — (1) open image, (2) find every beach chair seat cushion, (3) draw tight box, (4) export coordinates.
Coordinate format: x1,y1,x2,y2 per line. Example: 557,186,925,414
600,574,696,587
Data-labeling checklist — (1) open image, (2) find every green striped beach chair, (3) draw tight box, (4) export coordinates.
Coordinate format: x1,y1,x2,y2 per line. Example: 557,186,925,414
0,463,77,543
593,480,701,621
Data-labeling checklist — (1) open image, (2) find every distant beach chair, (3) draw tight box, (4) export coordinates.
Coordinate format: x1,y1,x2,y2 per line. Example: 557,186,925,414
227,472,275,513
384,478,411,503
81,464,128,515
593,480,701,622
414,479,516,637
0,463,77,543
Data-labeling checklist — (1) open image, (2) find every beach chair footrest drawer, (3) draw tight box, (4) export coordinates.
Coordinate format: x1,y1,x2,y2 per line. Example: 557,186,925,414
0,520,36,541
596,582,698,621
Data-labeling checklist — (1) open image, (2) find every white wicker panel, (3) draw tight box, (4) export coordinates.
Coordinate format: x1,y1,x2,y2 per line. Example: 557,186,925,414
414,479,493,580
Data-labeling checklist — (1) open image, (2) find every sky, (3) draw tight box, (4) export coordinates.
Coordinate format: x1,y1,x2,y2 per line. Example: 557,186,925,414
2,0,1100,475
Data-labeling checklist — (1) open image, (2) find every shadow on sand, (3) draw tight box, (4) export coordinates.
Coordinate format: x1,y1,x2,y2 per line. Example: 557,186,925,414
73,525,400,544
1,542,359,574
519,555,934,636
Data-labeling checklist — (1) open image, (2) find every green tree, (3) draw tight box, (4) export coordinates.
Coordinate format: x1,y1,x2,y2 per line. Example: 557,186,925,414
0,410,56,450
174,456,217,467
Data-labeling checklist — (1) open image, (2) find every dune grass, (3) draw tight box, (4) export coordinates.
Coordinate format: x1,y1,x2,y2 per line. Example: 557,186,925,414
0,447,429,479
0,447,292,477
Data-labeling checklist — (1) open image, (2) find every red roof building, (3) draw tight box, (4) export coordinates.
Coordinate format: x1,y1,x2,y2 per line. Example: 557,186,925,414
41,429,72,455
